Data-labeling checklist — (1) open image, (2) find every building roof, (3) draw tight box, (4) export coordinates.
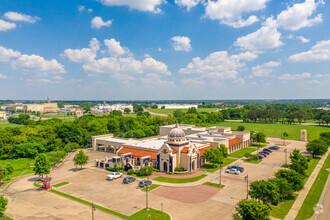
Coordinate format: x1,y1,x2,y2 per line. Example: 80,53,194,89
181,147,189,153
168,127,186,138
117,147,157,160
171,147,177,153
229,138,242,146
198,146,212,157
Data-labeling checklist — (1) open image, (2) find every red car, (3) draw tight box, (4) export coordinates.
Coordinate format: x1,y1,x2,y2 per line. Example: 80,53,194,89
260,152,267,157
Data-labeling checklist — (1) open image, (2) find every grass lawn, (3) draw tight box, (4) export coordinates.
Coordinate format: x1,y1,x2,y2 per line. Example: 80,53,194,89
153,174,207,183
270,194,298,219
296,154,330,220
0,123,22,128
211,121,329,141
203,182,225,188
128,208,170,220
141,184,160,192
201,158,237,172
270,157,322,219
53,182,69,187
0,158,35,179
244,159,262,164
250,142,270,148
229,148,257,158
147,108,219,115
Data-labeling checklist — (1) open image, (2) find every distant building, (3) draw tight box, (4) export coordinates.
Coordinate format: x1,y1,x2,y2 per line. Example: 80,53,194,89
0,112,7,120
93,124,250,172
157,104,198,109
91,104,133,114
7,103,58,113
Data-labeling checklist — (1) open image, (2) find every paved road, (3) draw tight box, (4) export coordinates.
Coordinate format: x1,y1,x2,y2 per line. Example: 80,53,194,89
313,169,330,220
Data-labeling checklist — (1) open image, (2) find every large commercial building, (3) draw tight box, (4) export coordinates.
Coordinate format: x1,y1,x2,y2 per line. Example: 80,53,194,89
5,103,58,113
92,124,250,173
92,104,134,114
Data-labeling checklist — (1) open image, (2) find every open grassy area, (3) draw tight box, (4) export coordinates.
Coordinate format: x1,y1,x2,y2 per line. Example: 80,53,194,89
250,142,270,148
0,158,35,179
211,121,329,141
147,108,219,115
0,123,22,128
244,159,262,164
141,184,160,192
229,148,257,158
153,174,207,183
53,182,69,187
201,158,237,172
296,154,330,220
128,208,170,220
203,182,225,188
270,194,298,219
270,157,322,219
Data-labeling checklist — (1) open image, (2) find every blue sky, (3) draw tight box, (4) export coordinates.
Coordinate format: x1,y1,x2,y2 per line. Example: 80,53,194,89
0,0,329,100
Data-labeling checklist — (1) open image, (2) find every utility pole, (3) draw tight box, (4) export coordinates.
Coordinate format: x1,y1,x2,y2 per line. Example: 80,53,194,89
244,175,249,199
146,168,149,211
92,202,96,220
219,165,222,186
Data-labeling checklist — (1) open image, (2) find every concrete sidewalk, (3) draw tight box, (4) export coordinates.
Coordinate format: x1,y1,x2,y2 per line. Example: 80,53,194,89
285,152,329,220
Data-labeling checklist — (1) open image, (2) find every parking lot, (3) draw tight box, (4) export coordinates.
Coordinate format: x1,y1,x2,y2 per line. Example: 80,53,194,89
4,138,308,220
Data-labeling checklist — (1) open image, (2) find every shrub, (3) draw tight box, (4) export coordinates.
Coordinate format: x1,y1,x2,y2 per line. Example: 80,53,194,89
166,172,173,175
106,167,116,172
174,167,186,172
127,169,135,175
137,166,153,176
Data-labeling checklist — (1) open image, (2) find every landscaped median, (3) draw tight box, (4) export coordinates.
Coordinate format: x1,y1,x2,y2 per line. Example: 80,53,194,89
33,182,170,219
141,184,160,192
203,182,225,188
53,182,69,187
201,158,237,172
295,154,330,220
229,147,257,158
153,174,207,184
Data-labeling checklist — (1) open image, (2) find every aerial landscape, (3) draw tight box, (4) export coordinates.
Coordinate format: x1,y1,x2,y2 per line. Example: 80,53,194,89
0,0,329,220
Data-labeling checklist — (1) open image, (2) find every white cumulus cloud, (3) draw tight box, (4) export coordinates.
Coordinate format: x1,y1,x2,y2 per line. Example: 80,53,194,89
104,38,130,57
175,0,200,11
279,72,311,80
171,36,192,52
289,40,330,62
204,0,270,28
91,16,113,29
98,0,164,13
0,46,21,62
235,17,283,50
251,61,281,77
64,38,100,63
275,0,324,31
0,19,16,31
179,51,257,79
0,73,8,79
4,11,40,23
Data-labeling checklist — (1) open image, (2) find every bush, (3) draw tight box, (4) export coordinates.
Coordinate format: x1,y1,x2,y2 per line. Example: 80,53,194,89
166,172,173,175
106,167,116,172
127,169,135,175
174,167,186,172
137,166,153,176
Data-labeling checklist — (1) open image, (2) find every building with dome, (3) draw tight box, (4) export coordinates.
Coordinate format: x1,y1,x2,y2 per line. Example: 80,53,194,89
92,124,250,173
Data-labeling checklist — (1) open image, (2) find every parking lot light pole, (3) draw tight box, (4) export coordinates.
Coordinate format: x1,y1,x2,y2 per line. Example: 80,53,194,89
146,168,149,211
92,202,96,220
244,175,249,200
219,165,222,186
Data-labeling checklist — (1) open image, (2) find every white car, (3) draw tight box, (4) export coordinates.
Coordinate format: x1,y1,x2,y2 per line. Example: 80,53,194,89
225,168,240,175
107,172,123,180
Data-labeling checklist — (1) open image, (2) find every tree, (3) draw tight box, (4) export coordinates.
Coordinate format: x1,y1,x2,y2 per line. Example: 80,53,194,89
249,180,280,205
0,195,8,214
275,169,303,191
187,107,197,114
269,178,294,200
237,126,245,131
203,147,224,167
289,149,308,176
124,108,131,114
73,150,89,170
151,104,158,109
232,199,271,220
218,144,228,158
319,132,330,145
161,106,165,109
306,139,328,157
255,132,266,146
33,153,52,178
0,164,14,186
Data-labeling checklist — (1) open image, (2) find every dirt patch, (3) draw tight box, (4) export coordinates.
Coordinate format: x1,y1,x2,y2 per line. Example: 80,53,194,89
151,185,220,203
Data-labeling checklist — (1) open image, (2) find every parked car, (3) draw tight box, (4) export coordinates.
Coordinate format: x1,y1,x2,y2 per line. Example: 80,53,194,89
258,154,265,159
261,150,270,155
263,148,273,153
268,146,279,150
227,165,244,172
107,172,122,180
259,152,267,157
225,168,240,175
123,176,136,184
139,180,152,187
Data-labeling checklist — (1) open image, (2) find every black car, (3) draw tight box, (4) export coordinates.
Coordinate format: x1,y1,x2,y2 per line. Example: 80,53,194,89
263,148,273,153
268,146,279,150
123,176,136,184
139,180,152,188
227,165,244,172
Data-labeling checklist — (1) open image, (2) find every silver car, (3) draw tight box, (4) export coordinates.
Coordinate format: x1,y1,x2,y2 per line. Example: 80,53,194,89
225,168,240,175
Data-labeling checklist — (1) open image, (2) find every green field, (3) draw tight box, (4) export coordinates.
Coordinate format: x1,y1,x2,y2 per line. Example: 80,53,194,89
0,158,35,179
211,121,329,141
153,174,207,183
296,154,330,220
0,123,22,128
229,148,257,158
147,108,219,115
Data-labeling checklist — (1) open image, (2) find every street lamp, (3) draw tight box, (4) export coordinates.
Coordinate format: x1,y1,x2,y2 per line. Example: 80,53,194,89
92,202,96,220
244,175,249,200
146,168,150,211
219,164,222,187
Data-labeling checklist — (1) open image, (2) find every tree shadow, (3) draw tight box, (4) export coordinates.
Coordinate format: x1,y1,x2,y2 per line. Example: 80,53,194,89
28,177,41,182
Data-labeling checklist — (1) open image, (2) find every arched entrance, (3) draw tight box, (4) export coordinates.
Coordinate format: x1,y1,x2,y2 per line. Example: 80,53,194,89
163,162,168,172
144,161,149,167
125,158,130,164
